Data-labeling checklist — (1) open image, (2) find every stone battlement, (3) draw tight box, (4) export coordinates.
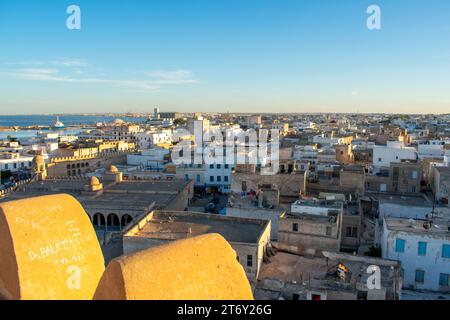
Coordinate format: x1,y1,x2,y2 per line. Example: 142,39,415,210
50,150,129,163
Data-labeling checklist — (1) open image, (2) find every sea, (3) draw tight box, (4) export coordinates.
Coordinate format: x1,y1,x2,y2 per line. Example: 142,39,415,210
0,115,146,140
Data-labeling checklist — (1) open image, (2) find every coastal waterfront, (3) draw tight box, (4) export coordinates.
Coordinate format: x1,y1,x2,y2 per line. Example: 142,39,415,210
0,115,146,127
0,114,146,140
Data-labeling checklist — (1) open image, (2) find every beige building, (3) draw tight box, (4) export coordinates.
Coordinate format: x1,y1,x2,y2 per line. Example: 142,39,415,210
389,161,422,194
278,200,343,256
47,151,128,177
255,251,402,300
335,144,355,164
432,166,450,204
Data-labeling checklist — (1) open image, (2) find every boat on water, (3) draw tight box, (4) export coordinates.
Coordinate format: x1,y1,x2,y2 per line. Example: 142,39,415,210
53,116,65,129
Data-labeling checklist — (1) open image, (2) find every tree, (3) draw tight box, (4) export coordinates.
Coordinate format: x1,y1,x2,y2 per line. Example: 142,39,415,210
173,118,187,127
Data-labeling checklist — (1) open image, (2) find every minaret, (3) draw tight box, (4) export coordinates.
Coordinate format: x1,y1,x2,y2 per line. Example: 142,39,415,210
33,155,47,181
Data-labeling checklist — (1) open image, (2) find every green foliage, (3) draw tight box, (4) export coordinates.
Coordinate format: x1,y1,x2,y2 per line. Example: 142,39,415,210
173,118,187,127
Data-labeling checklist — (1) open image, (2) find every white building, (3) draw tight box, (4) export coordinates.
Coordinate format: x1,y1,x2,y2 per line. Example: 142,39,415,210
381,217,450,292
372,142,417,170
0,153,34,172
205,162,232,194
293,145,318,164
127,148,170,171
188,117,210,149
135,131,172,150
291,199,343,217
0,141,23,154
418,143,445,160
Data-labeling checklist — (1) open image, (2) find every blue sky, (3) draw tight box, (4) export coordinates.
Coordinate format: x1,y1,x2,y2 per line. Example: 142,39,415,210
1,0,450,115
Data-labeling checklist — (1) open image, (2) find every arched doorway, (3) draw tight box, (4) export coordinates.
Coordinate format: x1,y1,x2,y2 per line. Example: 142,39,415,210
107,213,120,230
121,214,133,227
93,213,105,227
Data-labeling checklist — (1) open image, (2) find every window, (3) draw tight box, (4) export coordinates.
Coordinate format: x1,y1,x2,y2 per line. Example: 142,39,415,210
293,223,299,232
5,164,8,170
442,244,450,258
217,176,221,182
196,174,201,183
378,158,382,162
439,273,450,287
210,176,214,182
185,174,189,181
247,255,253,267
326,226,332,236
418,242,427,256
224,176,229,182
225,164,229,169
411,186,416,193
415,270,425,284
217,164,221,169
346,227,358,238
210,164,214,169
412,171,418,179
395,239,406,253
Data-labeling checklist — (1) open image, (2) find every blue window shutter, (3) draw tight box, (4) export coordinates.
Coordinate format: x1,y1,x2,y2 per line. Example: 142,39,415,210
442,244,450,258
418,242,427,256
415,270,425,283
395,239,405,253
439,273,449,287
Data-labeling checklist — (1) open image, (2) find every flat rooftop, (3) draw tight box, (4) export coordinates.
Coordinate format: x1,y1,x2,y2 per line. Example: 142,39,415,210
364,192,432,207
257,251,399,290
292,199,342,209
105,180,189,193
1,179,192,210
385,217,450,236
127,211,269,244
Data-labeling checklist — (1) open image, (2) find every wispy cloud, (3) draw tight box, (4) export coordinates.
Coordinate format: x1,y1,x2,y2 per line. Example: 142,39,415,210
5,58,89,68
1,59,198,90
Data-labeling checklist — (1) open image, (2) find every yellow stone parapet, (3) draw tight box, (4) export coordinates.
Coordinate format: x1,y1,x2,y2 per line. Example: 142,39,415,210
0,195,254,300
0,194,105,300
94,233,254,300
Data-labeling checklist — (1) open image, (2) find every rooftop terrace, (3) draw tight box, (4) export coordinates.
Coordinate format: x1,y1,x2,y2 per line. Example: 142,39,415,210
126,210,270,244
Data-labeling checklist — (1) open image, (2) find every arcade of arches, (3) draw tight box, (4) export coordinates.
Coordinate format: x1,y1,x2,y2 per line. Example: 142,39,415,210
91,212,133,230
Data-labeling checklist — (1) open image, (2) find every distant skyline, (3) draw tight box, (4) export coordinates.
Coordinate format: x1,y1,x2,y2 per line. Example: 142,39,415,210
1,0,450,115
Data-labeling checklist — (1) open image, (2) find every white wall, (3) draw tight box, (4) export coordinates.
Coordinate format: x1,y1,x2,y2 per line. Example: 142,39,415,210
373,145,417,168
381,221,450,291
